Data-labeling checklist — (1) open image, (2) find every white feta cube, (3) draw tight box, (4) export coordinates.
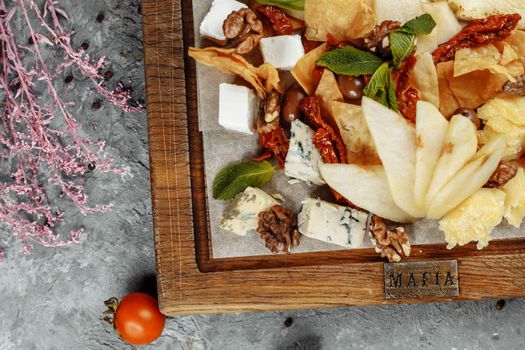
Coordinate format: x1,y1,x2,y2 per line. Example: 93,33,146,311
260,35,305,71
285,120,325,185
219,83,259,135
199,0,247,42
221,187,279,236
298,199,369,248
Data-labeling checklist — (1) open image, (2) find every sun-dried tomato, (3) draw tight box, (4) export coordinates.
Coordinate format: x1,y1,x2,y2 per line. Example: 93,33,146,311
311,66,325,89
325,33,346,51
299,97,347,164
257,6,294,35
258,126,289,168
313,128,339,163
394,54,419,123
433,14,522,64
253,150,273,162
301,35,322,53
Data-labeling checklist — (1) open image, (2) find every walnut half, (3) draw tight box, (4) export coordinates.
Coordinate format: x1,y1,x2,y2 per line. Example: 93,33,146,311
369,215,411,263
257,205,301,254
485,161,519,188
223,8,263,55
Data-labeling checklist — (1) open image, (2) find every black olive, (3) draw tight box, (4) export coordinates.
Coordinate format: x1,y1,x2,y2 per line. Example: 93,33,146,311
337,75,365,101
454,107,482,130
281,83,306,126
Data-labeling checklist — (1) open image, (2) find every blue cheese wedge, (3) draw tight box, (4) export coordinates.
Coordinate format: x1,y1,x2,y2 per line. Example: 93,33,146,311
298,199,368,248
220,187,279,236
285,120,325,185
199,0,247,42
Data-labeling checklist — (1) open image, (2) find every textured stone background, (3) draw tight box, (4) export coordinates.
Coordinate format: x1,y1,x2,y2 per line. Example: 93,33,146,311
1,1,525,349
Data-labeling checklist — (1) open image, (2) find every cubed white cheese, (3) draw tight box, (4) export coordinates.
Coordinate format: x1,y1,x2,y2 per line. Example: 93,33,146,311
220,187,279,236
298,198,369,248
199,0,247,42
285,120,325,185
260,35,305,71
218,83,259,135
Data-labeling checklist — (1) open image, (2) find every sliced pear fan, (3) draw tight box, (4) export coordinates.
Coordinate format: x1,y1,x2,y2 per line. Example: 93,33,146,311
424,114,477,208
414,101,449,210
362,97,426,218
427,136,507,220
319,163,416,223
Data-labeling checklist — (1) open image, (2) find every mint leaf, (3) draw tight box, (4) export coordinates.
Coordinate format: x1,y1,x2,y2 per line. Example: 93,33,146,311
364,62,398,111
390,14,436,68
256,0,304,11
212,161,276,200
390,31,416,68
317,46,384,76
400,13,436,35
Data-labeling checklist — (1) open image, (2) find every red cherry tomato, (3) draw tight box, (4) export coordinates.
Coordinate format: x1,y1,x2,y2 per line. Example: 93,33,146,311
114,293,165,345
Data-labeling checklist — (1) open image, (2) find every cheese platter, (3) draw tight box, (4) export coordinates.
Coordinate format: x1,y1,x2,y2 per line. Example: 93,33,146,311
142,0,525,316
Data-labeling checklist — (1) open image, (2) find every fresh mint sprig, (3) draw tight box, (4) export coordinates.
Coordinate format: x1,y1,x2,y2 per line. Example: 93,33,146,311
316,46,384,76
363,62,398,112
212,161,276,200
316,14,436,111
391,14,437,67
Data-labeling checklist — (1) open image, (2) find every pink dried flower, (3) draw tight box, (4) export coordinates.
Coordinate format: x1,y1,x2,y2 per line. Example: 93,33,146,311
0,0,143,261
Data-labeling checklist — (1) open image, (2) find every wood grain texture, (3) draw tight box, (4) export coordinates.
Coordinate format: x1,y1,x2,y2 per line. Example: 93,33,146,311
142,0,525,316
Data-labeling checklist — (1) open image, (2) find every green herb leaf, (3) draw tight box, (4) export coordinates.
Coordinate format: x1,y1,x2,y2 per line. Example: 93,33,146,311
389,14,436,68
390,31,416,68
212,161,276,200
256,0,304,11
317,46,384,76
400,13,437,35
364,62,398,112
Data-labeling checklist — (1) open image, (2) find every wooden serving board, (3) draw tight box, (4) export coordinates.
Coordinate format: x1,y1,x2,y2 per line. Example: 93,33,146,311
142,0,525,316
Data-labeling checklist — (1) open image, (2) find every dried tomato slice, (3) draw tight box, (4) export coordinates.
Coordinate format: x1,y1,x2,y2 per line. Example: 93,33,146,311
394,54,419,123
433,14,521,64
299,96,347,164
301,35,322,53
257,6,294,35
313,128,339,163
258,126,289,168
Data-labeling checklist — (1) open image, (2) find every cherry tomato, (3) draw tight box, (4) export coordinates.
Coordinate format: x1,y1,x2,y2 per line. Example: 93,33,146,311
114,293,165,345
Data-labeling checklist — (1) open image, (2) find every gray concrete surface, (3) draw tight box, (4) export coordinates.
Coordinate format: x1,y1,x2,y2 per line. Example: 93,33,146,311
1,1,524,349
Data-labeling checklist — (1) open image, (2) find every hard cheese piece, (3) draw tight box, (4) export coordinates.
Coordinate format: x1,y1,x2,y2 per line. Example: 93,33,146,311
218,83,259,135
220,187,279,236
439,188,506,250
298,198,368,248
285,120,325,185
259,35,305,71
199,0,247,42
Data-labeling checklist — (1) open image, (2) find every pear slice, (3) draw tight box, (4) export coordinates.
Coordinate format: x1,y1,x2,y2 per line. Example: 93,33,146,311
362,97,425,218
427,136,506,220
414,101,449,210
320,163,416,223
425,115,477,207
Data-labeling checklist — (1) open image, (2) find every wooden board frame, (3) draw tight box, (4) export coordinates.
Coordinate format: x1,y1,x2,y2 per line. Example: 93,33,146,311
142,0,525,316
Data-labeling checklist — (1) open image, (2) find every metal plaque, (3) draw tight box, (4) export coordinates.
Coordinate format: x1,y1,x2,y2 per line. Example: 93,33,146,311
384,260,459,300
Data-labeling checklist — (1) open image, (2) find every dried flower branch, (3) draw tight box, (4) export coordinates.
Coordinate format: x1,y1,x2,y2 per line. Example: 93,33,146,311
0,0,143,260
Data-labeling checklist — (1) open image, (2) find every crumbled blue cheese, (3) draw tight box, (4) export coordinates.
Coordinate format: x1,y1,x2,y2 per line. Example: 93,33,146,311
298,199,369,248
220,187,279,236
285,120,325,185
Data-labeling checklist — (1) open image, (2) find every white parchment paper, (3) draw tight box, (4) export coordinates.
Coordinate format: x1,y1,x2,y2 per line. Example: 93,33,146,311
192,0,525,259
